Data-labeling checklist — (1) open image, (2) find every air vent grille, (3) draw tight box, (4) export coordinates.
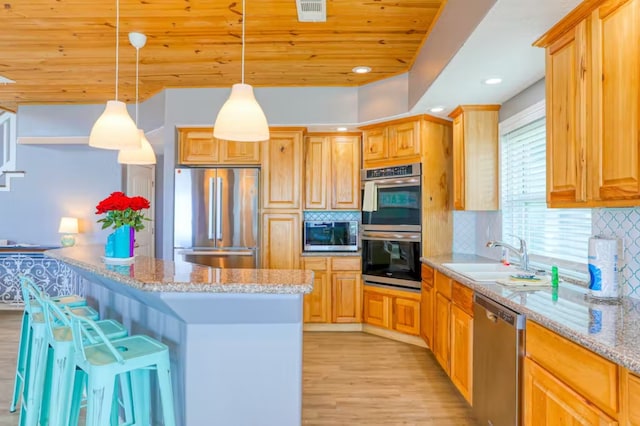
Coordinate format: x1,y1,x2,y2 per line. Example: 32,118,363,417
296,0,326,22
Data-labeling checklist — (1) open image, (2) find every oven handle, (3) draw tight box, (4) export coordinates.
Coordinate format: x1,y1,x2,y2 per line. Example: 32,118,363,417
361,232,421,241
360,179,420,190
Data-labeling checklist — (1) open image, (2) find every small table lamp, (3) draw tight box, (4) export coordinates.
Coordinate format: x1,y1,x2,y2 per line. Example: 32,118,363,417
58,217,79,247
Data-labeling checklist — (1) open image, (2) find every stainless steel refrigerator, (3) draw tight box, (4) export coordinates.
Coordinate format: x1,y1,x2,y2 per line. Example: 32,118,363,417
174,168,259,269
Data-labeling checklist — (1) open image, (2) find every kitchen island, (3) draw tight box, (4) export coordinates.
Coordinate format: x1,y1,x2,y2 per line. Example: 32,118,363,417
46,246,313,426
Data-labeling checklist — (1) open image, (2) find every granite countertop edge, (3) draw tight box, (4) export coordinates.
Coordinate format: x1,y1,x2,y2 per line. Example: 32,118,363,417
421,254,640,375
46,248,314,295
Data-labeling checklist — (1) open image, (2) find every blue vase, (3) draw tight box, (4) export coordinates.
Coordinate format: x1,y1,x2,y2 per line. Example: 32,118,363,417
110,225,132,258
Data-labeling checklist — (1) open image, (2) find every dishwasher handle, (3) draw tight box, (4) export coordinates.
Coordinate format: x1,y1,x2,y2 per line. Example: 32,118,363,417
474,293,526,330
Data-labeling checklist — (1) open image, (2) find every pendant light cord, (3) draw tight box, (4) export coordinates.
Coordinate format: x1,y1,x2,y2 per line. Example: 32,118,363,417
241,0,245,84
115,0,120,100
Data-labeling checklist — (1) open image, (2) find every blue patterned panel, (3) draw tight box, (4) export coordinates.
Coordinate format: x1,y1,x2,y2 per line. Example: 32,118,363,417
303,211,361,222
592,208,640,299
0,252,82,305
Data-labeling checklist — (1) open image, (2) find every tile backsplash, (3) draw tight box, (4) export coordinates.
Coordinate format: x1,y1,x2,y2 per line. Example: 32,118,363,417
303,211,360,222
593,208,640,298
452,211,476,254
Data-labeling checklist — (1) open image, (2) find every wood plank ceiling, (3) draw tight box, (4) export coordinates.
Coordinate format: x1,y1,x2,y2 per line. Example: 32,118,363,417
0,0,446,112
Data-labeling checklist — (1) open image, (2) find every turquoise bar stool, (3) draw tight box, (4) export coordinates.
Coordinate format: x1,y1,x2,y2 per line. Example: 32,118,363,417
66,307,176,426
13,277,101,426
10,277,92,414
38,293,130,426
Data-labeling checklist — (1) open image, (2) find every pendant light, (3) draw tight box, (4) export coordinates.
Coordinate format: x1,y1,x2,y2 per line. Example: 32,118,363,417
118,32,157,165
89,0,140,150
213,0,269,142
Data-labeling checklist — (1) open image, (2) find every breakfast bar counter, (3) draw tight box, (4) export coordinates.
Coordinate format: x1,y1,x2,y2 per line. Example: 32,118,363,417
46,246,313,426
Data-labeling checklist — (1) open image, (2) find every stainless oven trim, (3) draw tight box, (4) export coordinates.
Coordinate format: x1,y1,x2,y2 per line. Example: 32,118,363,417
303,244,358,252
363,275,421,290
361,162,422,181
360,176,420,189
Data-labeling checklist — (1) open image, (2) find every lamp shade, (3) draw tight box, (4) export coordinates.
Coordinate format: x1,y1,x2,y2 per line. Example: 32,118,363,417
118,130,156,165
58,217,79,234
89,100,141,150
213,83,269,142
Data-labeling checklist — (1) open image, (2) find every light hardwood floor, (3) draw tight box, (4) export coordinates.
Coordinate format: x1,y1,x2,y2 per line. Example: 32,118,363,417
0,312,476,425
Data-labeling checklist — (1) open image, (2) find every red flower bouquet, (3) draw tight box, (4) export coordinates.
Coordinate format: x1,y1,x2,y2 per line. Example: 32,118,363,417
95,192,150,232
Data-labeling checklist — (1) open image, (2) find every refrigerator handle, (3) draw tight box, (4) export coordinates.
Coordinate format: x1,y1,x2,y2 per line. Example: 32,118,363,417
208,176,215,240
216,177,223,240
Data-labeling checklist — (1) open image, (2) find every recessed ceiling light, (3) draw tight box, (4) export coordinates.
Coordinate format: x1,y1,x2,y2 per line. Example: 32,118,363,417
337,127,348,132
483,77,503,85
352,66,371,74
429,106,445,113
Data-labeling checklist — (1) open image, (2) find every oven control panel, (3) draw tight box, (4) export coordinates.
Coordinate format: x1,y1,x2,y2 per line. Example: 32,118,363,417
363,163,421,180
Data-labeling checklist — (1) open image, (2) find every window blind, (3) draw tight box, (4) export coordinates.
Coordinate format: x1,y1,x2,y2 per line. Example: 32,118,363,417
501,116,591,271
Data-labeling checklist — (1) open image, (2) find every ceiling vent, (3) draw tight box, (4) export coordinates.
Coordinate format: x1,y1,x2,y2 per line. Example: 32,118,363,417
296,0,326,22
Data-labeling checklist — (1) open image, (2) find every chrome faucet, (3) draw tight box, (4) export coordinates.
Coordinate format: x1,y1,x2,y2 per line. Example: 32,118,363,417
486,237,529,271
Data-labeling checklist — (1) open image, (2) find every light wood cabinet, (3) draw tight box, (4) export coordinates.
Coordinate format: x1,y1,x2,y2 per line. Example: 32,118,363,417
301,257,330,323
449,105,500,211
420,265,434,348
177,127,260,165
304,134,361,210
545,23,589,205
301,256,361,324
433,291,451,373
262,129,304,209
450,304,473,404
592,0,640,202
431,270,474,404
524,357,617,426
621,368,640,425
361,117,421,168
536,0,640,207
362,285,421,336
261,212,301,269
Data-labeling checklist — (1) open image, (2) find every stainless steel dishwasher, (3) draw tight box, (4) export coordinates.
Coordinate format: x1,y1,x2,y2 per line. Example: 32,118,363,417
472,293,526,426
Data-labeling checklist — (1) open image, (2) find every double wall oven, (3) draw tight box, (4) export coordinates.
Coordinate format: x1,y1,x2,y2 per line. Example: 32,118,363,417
361,163,422,291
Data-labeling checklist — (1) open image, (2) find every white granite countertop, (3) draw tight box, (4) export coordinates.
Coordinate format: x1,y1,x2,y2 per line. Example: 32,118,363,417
422,254,640,375
46,246,313,294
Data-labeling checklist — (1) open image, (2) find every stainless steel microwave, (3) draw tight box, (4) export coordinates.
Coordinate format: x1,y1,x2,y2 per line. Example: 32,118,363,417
303,221,359,252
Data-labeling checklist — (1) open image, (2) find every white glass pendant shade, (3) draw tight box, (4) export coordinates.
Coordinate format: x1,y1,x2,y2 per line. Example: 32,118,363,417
118,130,156,164
213,83,269,142
89,100,141,150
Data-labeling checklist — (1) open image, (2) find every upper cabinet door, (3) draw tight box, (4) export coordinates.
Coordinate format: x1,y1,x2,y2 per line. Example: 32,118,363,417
593,0,640,201
362,128,388,163
388,120,420,159
262,130,303,209
178,128,219,165
304,136,329,210
220,140,261,164
330,136,361,210
546,22,588,206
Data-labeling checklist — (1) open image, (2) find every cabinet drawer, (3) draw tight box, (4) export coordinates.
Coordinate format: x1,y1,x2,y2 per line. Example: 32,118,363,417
421,264,434,286
434,271,452,299
331,257,361,271
452,282,473,316
302,257,328,271
526,321,618,417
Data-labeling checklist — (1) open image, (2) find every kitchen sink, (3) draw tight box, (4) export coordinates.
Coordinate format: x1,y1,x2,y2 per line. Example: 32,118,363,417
442,263,518,282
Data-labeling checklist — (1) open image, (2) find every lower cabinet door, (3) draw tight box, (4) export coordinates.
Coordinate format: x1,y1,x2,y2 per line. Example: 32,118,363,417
450,304,473,404
363,289,391,328
523,357,617,426
332,272,362,323
393,297,420,336
433,292,451,374
420,282,434,347
303,269,330,323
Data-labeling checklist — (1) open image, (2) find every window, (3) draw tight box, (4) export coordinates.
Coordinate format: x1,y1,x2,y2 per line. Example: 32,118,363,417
500,101,591,275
